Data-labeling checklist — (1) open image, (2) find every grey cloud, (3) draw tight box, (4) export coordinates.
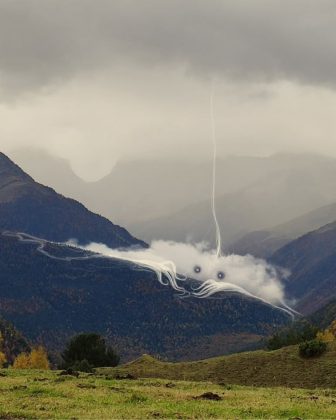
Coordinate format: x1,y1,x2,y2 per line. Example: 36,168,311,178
1,0,336,95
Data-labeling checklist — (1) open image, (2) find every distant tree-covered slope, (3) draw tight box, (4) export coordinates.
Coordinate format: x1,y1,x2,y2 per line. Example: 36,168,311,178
271,221,336,314
309,298,336,329
0,233,289,361
0,152,146,248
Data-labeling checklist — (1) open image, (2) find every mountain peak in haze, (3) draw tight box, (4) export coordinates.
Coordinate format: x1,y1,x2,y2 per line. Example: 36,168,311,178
0,151,33,182
0,151,146,249
0,152,37,203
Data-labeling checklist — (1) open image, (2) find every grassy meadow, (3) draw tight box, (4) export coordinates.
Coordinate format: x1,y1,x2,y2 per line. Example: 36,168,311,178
1,343,336,419
0,369,336,419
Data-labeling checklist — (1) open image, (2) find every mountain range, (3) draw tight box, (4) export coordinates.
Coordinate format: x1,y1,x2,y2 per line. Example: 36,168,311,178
11,149,336,249
0,151,292,360
132,154,336,246
227,201,336,258
226,217,336,316
2,150,336,359
272,221,336,314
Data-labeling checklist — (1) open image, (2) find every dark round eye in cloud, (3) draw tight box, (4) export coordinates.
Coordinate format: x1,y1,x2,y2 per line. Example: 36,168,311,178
194,265,202,274
217,271,225,280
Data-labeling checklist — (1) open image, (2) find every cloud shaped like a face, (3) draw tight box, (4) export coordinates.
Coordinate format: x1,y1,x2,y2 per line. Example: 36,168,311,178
81,240,287,308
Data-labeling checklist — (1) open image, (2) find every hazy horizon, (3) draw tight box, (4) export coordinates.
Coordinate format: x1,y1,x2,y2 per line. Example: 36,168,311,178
8,147,336,182
1,1,336,180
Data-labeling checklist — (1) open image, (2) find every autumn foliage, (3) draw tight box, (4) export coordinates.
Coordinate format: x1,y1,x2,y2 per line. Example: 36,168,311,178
316,320,336,343
13,346,50,369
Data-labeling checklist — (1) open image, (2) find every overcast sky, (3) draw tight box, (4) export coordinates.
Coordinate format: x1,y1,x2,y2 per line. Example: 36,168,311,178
1,0,336,180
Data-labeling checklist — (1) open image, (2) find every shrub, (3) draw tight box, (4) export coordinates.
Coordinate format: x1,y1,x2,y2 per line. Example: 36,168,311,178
61,333,119,369
13,352,31,368
29,346,50,369
72,359,94,373
299,339,327,358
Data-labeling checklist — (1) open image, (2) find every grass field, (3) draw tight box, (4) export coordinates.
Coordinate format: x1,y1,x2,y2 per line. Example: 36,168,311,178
1,369,336,419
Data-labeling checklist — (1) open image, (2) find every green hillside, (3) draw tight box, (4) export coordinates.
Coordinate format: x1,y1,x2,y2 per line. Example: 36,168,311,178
99,341,336,389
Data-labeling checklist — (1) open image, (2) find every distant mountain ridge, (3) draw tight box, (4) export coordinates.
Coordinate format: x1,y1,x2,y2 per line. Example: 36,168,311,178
11,149,280,227
227,201,336,258
130,154,336,245
0,152,146,249
271,221,336,314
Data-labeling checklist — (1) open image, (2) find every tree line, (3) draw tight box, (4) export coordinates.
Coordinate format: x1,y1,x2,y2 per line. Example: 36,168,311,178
0,333,119,372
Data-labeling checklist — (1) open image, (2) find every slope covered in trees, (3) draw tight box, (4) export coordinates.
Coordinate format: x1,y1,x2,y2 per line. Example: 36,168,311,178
0,233,290,361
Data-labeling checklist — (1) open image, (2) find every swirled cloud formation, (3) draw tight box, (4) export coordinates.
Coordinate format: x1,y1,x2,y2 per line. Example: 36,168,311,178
79,240,292,314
